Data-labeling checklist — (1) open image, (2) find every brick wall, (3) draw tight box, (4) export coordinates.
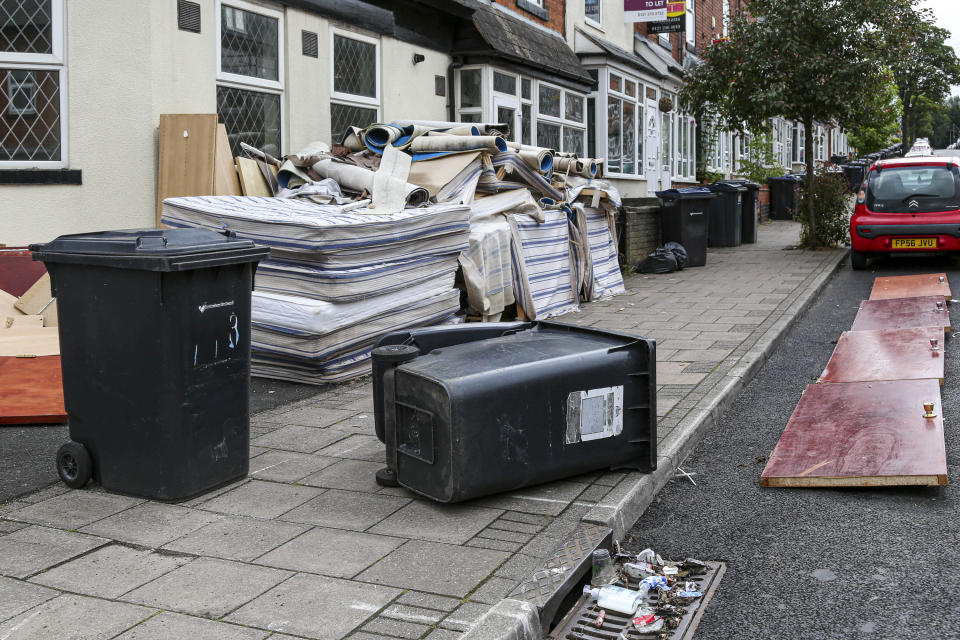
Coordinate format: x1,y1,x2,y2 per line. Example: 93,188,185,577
491,0,564,34
621,205,662,265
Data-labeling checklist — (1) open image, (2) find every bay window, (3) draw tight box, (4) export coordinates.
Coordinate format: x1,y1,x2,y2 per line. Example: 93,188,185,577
602,70,644,178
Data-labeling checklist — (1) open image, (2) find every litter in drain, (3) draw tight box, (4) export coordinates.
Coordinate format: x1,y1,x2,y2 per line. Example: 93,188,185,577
546,560,725,639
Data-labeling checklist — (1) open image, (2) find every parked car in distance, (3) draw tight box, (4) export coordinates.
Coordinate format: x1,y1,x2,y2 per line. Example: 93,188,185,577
849,156,960,269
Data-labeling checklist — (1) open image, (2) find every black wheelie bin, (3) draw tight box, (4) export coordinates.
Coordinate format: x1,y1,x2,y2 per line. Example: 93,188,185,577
767,175,802,220
370,322,657,503
707,181,746,247
656,187,715,267
31,229,269,501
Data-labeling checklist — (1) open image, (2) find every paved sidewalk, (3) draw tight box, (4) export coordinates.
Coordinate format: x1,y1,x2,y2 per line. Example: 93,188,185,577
0,221,845,640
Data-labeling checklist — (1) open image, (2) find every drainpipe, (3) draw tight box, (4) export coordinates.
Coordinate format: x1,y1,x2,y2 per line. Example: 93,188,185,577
447,57,464,122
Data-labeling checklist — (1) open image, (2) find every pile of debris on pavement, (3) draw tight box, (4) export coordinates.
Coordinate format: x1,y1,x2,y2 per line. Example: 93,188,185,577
158,116,626,384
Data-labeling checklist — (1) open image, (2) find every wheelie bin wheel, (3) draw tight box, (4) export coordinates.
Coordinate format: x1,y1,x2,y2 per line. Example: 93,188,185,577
56,442,92,489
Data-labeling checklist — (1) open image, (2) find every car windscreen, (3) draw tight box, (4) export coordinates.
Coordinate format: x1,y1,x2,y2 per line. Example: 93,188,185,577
866,165,960,213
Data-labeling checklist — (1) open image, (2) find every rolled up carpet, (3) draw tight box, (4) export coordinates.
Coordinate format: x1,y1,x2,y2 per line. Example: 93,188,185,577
408,135,507,154
311,158,429,207
517,148,554,175
554,156,598,179
393,120,510,136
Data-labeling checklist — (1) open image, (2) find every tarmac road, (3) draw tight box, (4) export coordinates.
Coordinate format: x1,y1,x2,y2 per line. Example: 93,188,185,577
623,253,960,640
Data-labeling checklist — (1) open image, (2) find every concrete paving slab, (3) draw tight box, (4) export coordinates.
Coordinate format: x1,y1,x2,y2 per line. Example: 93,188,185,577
115,611,270,639
0,576,58,624
273,406,359,428
0,593,153,640
298,458,385,492
79,502,223,548
395,591,462,612
162,515,309,562
225,573,400,639
469,482,588,517
356,540,509,597
369,500,503,544
360,616,432,639
6,491,142,530
0,526,107,579
29,544,190,599
316,434,385,462
251,425,351,453
279,489,409,531
195,479,322,519
248,451,338,483
256,526,404,577
122,557,292,619
380,603,446,625
442,602,491,631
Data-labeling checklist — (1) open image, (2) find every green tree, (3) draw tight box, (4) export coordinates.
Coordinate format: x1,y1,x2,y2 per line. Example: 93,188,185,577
847,80,901,153
680,0,908,248
886,6,960,150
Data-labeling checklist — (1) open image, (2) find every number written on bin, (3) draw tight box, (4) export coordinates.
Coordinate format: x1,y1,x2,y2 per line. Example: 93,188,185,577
193,304,242,369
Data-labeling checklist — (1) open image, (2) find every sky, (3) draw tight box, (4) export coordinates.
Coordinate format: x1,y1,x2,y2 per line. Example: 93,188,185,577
920,0,960,97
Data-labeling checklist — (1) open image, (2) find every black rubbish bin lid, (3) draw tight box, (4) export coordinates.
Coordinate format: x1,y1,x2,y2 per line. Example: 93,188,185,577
768,175,803,183
708,181,748,192
656,187,716,200
30,228,270,272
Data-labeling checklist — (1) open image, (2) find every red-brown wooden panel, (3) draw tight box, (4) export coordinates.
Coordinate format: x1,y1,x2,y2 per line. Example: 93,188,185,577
761,380,947,487
0,248,46,297
819,327,945,385
0,355,67,424
869,273,951,301
850,296,951,333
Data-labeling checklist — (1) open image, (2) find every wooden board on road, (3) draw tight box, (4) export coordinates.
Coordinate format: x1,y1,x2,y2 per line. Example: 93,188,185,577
819,327,945,385
869,273,951,301
850,295,951,333
0,355,66,424
761,379,948,487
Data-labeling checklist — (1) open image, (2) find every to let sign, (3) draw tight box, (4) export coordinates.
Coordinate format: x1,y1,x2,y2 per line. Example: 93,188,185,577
625,0,685,22
648,16,684,33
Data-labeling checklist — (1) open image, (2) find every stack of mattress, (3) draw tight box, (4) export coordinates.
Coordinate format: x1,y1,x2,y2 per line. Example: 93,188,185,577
161,196,469,383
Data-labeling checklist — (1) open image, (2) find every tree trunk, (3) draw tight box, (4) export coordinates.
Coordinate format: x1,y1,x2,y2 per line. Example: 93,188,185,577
804,117,817,249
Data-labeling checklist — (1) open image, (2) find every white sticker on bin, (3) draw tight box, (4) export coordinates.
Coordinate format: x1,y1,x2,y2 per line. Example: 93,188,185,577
565,386,624,444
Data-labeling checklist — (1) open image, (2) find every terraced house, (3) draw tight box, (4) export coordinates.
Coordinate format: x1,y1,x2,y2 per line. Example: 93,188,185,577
0,0,850,243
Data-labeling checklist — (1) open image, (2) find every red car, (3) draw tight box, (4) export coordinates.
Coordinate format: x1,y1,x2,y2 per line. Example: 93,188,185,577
849,156,960,269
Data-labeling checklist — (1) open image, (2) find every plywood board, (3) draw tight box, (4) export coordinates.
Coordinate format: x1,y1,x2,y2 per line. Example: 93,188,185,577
0,355,66,424
236,156,272,196
1,288,22,320
157,114,218,225
869,273,951,301
819,327,945,385
0,326,59,356
213,123,242,196
850,295,951,333
0,248,46,297
761,380,948,487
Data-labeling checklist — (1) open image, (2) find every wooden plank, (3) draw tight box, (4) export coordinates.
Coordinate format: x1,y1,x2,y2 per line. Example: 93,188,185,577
156,114,218,225
13,272,57,327
0,327,59,356
869,273,951,301
0,248,46,297
213,123,242,196
1,288,22,321
0,355,66,424
236,156,272,196
761,380,948,488
819,327,945,385
850,295,950,333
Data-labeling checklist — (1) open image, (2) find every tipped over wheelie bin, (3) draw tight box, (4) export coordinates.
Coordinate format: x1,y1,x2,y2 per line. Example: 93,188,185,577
30,229,269,500
370,321,657,503
656,187,715,267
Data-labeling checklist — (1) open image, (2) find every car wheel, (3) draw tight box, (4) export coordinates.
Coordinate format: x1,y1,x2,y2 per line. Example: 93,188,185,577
850,250,867,270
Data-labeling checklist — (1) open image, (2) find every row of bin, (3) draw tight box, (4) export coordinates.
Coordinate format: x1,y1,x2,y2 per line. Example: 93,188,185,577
657,180,761,267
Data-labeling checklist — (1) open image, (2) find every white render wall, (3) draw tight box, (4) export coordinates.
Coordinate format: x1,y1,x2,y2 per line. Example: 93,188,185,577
1,0,450,245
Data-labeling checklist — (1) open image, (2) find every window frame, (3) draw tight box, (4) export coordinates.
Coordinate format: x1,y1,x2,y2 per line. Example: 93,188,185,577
329,27,381,110
534,79,587,155
1,0,68,169
215,0,284,93
584,0,602,28
685,0,695,45
455,65,484,123
595,66,647,180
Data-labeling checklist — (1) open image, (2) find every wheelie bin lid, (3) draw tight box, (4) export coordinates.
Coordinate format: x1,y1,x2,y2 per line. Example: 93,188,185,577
768,175,803,183
30,228,270,272
656,187,716,200
708,181,748,193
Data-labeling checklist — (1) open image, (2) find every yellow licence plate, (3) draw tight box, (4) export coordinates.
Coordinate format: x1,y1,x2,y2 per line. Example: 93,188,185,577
892,238,937,249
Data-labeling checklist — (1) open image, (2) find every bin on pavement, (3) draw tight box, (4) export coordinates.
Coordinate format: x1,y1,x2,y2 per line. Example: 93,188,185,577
843,163,866,193
31,228,269,500
768,175,803,220
716,179,760,244
370,321,657,503
656,187,715,267
707,181,746,247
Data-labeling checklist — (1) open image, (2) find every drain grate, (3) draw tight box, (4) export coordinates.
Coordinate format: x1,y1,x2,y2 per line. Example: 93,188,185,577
547,561,726,639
